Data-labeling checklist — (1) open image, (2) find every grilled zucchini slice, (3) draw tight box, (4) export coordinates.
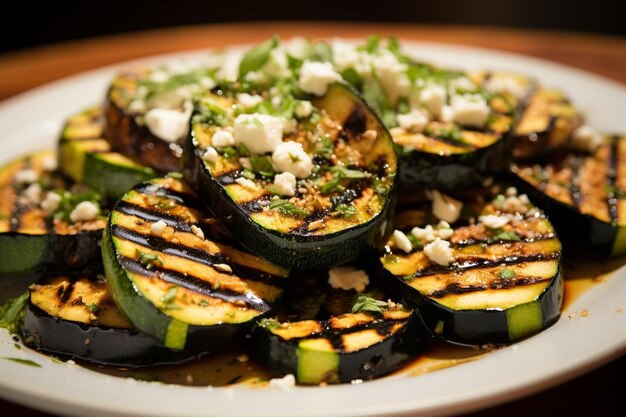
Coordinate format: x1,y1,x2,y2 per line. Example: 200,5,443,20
184,82,397,268
104,61,219,172
512,88,583,159
511,134,626,256
102,176,289,351
373,187,563,344
0,151,105,275
251,271,425,384
23,275,200,367
59,106,156,199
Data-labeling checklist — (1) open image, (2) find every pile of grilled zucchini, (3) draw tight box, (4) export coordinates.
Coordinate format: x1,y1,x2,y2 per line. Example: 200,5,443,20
0,36,620,386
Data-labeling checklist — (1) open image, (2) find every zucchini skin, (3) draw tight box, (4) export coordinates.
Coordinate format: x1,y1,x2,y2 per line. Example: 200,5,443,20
104,93,181,173
183,82,397,269
23,302,200,367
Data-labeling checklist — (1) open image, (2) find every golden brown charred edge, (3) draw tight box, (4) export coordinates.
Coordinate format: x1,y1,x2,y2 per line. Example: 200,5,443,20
104,91,181,173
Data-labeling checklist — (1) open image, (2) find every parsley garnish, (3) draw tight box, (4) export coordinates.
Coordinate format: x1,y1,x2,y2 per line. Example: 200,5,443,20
87,303,101,315
269,199,310,218
3,358,41,368
320,178,345,195
499,268,517,280
489,230,521,243
136,249,163,270
334,204,357,218
0,292,29,334
250,156,276,177
258,317,281,331
330,166,367,179
161,286,178,306
351,293,388,315
306,41,333,62
54,189,101,223
238,36,279,78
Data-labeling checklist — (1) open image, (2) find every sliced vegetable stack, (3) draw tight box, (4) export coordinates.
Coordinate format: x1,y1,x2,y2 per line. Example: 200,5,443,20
251,270,426,384
23,275,200,367
184,82,397,268
0,151,105,275
59,106,156,199
102,176,289,351
374,187,563,344
511,134,626,256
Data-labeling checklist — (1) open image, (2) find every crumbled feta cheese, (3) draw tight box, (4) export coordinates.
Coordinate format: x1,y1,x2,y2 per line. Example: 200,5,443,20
151,220,167,235
199,76,217,90
214,263,232,273
271,96,282,107
328,266,370,293
298,61,340,96
233,113,284,154
506,187,517,197
40,155,58,172
216,52,242,81
202,146,219,163
236,93,264,109
273,172,297,197
438,227,454,240
284,37,309,60
144,102,193,143
440,105,454,123
282,118,298,134
69,201,99,223
431,190,462,223
572,125,606,152
420,84,447,118
238,157,252,170
331,40,361,71
41,192,61,214
295,100,313,118
262,49,290,79
396,109,428,133
211,130,236,147
14,169,39,185
22,183,42,204
271,141,313,178
268,374,296,390
235,177,258,191
450,94,490,127
424,238,455,266
372,51,410,105
411,225,436,243
450,76,477,92
393,230,413,253
484,74,526,98
479,214,510,229
128,100,146,114
191,225,205,240
150,70,169,83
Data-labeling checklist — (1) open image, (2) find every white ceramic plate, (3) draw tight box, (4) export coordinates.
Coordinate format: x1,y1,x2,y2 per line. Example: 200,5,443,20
0,41,625,417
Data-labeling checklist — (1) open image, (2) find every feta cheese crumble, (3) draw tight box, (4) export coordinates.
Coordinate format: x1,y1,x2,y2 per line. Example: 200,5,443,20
22,183,42,204
151,220,167,236
40,155,58,172
14,169,39,185
202,146,219,163
423,238,455,266
273,172,297,196
191,225,205,240
271,141,313,178
328,266,370,293
572,125,605,152
420,84,446,118
236,93,264,109
396,109,429,133
479,214,510,229
268,374,296,390
411,225,436,243
450,94,490,127
144,102,193,143
69,201,99,223
298,61,340,96
393,230,413,253
235,177,258,191
431,190,462,223
41,192,61,214
233,114,284,154
211,130,236,148
213,263,232,273
295,100,313,118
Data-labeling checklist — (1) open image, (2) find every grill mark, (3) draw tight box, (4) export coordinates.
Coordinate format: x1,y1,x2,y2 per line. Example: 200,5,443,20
569,155,584,210
405,251,559,280
133,183,203,209
608,137,619,223
114,201,193,233
9,159,30,232
111,224,285,286
429,276,552,298
117,256,270,311
342,105,367,136
59,281,76,304
428,134,476,149
452,232,556,248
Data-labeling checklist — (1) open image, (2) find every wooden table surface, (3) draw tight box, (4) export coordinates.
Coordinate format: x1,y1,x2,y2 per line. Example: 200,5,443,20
0,22,624,416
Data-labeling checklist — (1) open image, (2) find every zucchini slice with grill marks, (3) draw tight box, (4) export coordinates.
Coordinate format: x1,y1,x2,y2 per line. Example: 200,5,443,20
0,151,105,275
373,187,563,344
23,275,200,367
251,271,425,384
393,71,534,191
511,134,626,256
512,88,583,160
183,82,397,268
104,62,219,172
60,106,156,199
103,176,289,351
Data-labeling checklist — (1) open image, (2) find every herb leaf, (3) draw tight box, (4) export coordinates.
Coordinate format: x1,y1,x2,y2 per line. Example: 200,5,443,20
489,230,521,243
136,249,163,270
320,178,345,195
351,293,388,315
330,166,367,179
250,156,276,177
239,36,279,78
3,357,41,368
87,303,101,315
334,204,357,218
499,268,517,280
269,199,310,218
0,292,29,335
258,317,281,331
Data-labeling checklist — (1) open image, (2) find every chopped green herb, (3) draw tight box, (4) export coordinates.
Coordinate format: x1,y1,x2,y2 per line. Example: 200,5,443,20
165,172,183,179
136,249,163,270
340,68,363,88
360,35,381,53
489,230,521,243
402,274,414,282
288,152,301,163
269,199,310,218
131,373,160,382
0,292,29,334
306,41,333,62
314,134,334,158
241,169,256,180
220,146,238,158
237,142,251,157
434,320,445,335
3,357,41,367
250,156,276,177
161,286,178,306
331,166,367,179
87,303,101,315
155,198,176,210
198,299,209,307
320,178,345,194
334,203,357,218
362,77,394,129
238,36,279,78
351,293,388,315
54,189,102,223
499,268,517,280
14,343,21,350
531,171,549,183
258,317,281,331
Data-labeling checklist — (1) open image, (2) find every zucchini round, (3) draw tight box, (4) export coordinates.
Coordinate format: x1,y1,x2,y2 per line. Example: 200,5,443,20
183,82,397,268
0,151,105,275
512,88,583,160
104,62,219,172
102,176,289,351
59,106,156,199
23,275,200,367
251,271,426,384
372,187,563,345
511,134,626,257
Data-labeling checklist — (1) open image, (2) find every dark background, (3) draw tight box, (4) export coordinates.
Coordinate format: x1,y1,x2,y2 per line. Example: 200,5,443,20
1,0,624,53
